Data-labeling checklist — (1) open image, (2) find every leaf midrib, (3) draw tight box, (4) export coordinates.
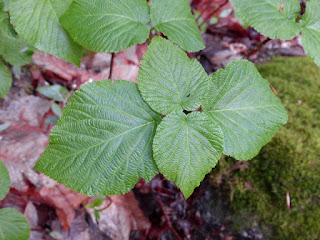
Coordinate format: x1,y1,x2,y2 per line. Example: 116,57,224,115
209,105,279,112
45,120,155,163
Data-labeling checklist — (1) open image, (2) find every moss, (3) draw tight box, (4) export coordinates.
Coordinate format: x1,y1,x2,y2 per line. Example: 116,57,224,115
214,57,320,239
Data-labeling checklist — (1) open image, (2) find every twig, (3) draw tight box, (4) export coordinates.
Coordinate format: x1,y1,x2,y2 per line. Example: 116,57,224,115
109,53,115,80
156,198,182,240
199,0,229,29
242,37,272,59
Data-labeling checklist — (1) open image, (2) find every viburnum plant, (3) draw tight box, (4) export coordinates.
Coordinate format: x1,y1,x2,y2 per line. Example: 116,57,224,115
0,0,319,199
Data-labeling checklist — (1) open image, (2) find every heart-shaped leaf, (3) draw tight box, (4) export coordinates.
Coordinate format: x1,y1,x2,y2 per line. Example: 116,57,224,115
203,60,288,160
150,0,204,52
230,0,301,40
153,111,223,198
10,0,82,65
35,80,161,196
60,0,150,53
138,37,209,115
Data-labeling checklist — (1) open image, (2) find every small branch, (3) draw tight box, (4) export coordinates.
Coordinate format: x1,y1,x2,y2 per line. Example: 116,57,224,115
156,198,182,240
109,53,115,80
199,0,229,29
242,37,271,60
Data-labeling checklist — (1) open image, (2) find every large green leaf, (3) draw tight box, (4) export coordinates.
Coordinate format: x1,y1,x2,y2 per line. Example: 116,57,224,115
10,0,82,66
0,208,30,240
138,37,209,115
0,160,10,201
0,31,33,66
203,60,288,160
153,111,223,198
35,80,161,196
150,0,204,52
230,0,301,40
0,61,12,98
60,0,150,53
300,0,320,66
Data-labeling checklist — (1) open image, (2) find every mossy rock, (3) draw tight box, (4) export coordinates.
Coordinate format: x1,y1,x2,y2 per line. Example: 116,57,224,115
214,57,320,240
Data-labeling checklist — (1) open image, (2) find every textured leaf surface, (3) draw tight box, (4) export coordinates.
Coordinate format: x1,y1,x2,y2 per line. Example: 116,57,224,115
35,80,161,196
0,208,30,240
0,160,10,201
138,37,209,115
203,60,288,160
151,0,204,52
10,0,82,65
0,62,11,98
230,0,301,40
300,0,320,66
60,0,150,52
153,111,223,198
0,31,33,66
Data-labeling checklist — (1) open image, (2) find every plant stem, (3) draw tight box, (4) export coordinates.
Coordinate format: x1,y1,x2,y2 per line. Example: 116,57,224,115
109,53,115,80
199,0,229,29
242,37,272,60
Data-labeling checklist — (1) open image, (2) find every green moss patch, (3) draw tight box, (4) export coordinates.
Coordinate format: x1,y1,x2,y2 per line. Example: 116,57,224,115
215,57,320,239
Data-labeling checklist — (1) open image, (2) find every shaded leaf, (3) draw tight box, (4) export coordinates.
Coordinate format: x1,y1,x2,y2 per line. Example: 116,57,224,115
37,85,69,102
35,80,161,196
0,31,33,66
0,10,18,39
0,208,30,240
0,61,11,98
0,159,10,200
138,37,209,115
93,195,105,207
230,0,301,40
153,111,224,198
60,0,150,53
51,103,63,117
203,60,288,160
300,0,320,66
10,0,82,65
151,0,205,52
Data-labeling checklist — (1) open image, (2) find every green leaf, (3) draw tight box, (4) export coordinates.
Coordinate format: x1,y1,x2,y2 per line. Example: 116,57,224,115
60,0,150,53
45,116,59,125
203,60,288,160
10,0,82,66
0,0,10,11
0,10,18,39
51,103,63,117
300,0,320,66
36,85,69,102
153,111,223,198
138,37,209,115
0,61,12,98
230,0,301,40
0,160,10,201
93,209,100,220
150,0,205,52
93,195,105,207
0,208,30,240
0,31,33,66
35,80,161,196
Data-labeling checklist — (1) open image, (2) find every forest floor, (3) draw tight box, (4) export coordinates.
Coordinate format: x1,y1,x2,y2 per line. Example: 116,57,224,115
0,1,308,239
